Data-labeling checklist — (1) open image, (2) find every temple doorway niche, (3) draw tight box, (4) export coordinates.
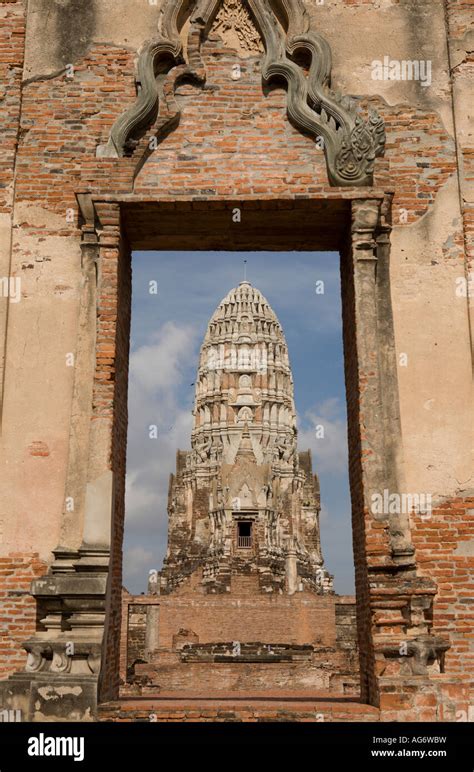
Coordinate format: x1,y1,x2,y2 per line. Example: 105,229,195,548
121,248,359,696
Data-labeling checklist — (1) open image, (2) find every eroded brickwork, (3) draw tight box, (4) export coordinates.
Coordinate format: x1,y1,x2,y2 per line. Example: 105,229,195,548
0,554,46,679
120,588,360,697
2,4,462,215
411,497,474,677
99,696,380,722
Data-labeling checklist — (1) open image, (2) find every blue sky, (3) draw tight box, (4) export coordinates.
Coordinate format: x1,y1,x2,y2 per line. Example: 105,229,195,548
123,251,354,595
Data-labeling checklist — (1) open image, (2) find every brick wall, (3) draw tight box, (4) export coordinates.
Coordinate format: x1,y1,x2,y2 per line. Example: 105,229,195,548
0,553,46,679
411,496,474,676
157,592,338,649
119,591,159,684
0,0,25,216
133,38,455,220
5,8,458,214
135,655,355,694
335,597,358,646
99,697,379,722
126,605,147,675
0,4,41,681
119,588,360,695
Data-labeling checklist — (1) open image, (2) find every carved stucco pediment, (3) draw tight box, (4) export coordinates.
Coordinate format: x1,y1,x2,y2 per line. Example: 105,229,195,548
97,0,385,187
221,457,271,508
212,0,264,57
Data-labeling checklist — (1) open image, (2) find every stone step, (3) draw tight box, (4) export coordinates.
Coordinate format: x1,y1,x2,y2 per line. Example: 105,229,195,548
98,692,379,722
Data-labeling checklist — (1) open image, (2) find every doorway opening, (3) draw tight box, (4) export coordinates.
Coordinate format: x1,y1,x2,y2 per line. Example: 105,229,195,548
94,197,394,708
237,521,253,549
120,247,356,697
123,250,353,597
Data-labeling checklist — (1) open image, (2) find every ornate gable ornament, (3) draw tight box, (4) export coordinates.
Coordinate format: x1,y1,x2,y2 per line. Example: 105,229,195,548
98,0,385,187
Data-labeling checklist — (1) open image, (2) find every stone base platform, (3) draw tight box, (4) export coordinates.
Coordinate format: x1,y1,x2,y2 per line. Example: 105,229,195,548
127,649,359,696
98,691,380,722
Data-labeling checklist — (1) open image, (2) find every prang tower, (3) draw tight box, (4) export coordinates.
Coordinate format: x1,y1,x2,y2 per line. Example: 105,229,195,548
160,281,333,595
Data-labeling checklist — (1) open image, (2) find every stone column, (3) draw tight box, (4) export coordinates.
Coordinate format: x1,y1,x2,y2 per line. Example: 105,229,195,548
346,197,449,708
145,606,160,659
285,537,298,595
0,198,133,719
0,197,109,721
350,198,413,560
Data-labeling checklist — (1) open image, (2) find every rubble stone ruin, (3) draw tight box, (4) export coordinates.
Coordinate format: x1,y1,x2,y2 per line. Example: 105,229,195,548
0,0,472,722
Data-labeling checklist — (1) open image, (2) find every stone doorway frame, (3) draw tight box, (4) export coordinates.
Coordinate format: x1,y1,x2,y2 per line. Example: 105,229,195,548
5,190,447,721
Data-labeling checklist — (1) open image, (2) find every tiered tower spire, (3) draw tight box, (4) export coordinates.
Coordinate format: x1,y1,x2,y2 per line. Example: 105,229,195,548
160,282,333,595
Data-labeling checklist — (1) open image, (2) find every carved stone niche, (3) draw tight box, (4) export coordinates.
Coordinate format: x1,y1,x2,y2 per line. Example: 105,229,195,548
371,575,450,683
376,636,450,678
97,0,386,187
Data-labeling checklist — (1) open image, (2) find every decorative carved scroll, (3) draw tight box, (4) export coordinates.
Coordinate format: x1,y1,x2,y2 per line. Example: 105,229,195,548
98,0,385,187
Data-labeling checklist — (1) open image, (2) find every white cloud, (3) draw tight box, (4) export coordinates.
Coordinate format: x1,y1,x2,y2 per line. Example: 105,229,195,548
125,406,192,527
124,546,154,582
124,322,197,574
297,397,348,476
129,321,196,393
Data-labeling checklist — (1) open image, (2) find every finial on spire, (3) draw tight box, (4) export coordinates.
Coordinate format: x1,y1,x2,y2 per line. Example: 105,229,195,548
239,259,250,286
